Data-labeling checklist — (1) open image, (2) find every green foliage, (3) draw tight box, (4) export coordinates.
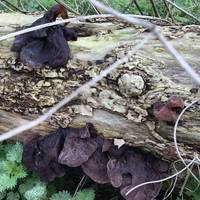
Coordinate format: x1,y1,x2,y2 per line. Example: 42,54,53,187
0,0,199,24
50,191,72,200
19,174,47,200
50,188,95,200
24,182,47,200
73,189,95,200
0,142,95,200
0,191,6,200
6,142,23,163
0,142,27,193
175,176,200,200
6,191,20,200
0,174,17,192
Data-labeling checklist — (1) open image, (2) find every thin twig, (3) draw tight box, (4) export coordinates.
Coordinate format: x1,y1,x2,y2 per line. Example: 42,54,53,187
35,0,48,11
0,34,152,142
126,158,196,195
88,1,101,14
179,163,194,195
122,0,134,13
163,160,182,200
166,0,200,24
173,98,200,184
150,0,160,17
72,175,86,198
18,0,25,11
133,0,144,15
163,0,175,23
0,1,14,11
54,0,80,15
123,0,143,15
0,14,171,42
89,0,153,28
1,0,27,13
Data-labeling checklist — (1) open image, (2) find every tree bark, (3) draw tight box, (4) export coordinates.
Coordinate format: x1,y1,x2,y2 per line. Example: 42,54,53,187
1,13,200,161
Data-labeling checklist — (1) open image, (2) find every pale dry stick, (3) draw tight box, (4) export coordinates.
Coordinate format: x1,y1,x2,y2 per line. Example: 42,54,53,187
0,1,14,11
163,160,180,200
184,169,200,193
173,98,200,184
179,163,194,195
35,0,48,11
0,14,171,42
54,0,80,15
0,34,153,142
18,0,25,11
133,0,144,15
72,175,86,199
1,0,27,13
186,164,200,192
89,0,153,28
163,159,199,199
89,0,200,85
88,1,101,14
163,0,175,23
0,15,106,41
150,0,160,17
166,0,200,24
126,158,196,196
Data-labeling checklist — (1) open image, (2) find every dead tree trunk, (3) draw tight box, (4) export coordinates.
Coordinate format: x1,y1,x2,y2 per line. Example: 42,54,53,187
0,13,200,161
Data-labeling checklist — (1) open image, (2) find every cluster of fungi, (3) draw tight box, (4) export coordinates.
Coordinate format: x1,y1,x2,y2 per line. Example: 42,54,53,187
11,4,77,69
10,4,187,200
22,123,169,200
153,96,184,123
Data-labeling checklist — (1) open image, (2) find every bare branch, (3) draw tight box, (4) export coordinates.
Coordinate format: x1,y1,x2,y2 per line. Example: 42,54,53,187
54,0,80,15
0,14,171,42
126,158,196,195
133,0,144,15
122,0,144,15
88,0,153,28
166,0,200,24
150,0,160,17
35,0,48,11
163,0,175,23
0,1,14,11
1,0,27,14
88,1,101,14
173,98,200,184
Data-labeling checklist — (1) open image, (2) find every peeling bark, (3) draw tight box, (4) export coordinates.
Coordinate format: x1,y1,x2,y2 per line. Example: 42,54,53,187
1,13,200,161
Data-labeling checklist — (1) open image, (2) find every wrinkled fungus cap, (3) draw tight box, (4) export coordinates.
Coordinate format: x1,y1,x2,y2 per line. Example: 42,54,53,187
166,95,184,109
58,137,97,167
82,149,110,184
107,151,168,200
22,129,67,182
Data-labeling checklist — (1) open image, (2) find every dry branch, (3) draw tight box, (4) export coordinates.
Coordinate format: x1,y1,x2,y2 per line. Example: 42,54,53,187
0,13,200,161
166,0,200,24
150,0,160,18
163,0,175,23
1,0,27,14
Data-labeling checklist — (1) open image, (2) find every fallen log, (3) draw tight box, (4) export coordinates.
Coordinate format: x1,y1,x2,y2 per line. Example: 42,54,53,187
0,13,200,161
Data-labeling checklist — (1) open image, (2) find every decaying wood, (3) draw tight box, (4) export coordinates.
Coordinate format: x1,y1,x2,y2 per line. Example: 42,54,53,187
0,13,200,161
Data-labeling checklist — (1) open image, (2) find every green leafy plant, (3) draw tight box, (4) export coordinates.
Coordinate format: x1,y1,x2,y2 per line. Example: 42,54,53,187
50,189,95,200
0,142,27,193
19,174,47,200
0,142,95,200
